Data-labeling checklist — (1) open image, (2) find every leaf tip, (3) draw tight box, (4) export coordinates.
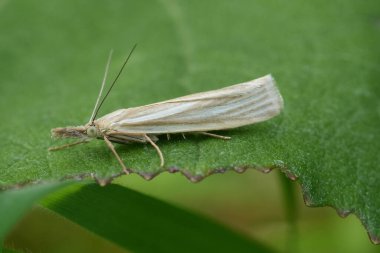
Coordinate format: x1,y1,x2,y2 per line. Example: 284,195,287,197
336,209,352,218
368,232,380,245
138,172,157,181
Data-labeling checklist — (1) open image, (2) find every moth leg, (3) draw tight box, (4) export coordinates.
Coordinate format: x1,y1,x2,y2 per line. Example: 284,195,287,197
143,134,164,167
198,132,231,140
181,133,186,139
48,139,90,151
103,135,130,175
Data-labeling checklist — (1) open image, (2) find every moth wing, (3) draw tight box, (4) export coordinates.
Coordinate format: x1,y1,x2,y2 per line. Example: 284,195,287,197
96,74,283,134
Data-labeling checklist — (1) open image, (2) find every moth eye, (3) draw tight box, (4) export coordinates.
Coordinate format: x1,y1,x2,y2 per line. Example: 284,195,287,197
86,126,97,137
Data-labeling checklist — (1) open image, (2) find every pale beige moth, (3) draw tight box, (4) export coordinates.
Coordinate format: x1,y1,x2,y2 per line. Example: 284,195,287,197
50,45,284,173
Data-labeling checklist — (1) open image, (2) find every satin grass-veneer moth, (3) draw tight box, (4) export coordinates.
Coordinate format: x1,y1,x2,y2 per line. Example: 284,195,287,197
50,45,284,174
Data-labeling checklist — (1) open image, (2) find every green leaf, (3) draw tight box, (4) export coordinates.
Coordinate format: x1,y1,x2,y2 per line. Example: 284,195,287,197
0,182,72,242
40,183,273,253
0,0,379,243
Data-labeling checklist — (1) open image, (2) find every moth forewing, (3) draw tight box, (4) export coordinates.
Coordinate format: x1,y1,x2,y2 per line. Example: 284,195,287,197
95,74,283,134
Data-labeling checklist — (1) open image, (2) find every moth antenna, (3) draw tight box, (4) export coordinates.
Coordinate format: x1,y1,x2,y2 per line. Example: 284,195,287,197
92,44,137,121
89,50,113,124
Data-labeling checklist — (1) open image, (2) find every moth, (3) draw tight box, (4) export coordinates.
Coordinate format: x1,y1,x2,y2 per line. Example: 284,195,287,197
50,45,284,174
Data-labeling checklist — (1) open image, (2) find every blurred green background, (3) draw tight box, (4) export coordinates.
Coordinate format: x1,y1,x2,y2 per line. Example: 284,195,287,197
1,0,379,252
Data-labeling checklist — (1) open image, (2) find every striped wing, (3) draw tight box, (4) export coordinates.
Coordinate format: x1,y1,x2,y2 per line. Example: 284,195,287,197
95,74,284,134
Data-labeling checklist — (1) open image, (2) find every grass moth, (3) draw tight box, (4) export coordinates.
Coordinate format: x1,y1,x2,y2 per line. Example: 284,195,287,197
50,45,284,173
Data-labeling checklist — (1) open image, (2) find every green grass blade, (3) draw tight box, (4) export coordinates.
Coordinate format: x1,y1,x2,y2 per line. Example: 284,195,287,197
0,182,72,242
41,183,274,253
278,172,298,253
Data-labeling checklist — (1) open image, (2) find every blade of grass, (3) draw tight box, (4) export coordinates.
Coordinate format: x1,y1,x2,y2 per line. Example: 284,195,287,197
278,172,298,253
41,183,275,253
0,182,73,242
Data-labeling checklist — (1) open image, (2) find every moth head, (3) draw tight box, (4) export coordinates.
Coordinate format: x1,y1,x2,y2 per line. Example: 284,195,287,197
85,125,100,138
51,126,87,139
